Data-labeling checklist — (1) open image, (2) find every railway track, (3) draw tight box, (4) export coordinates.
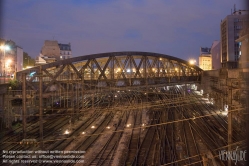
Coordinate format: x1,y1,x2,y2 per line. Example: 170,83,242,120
1,85,246,166
86,110,130,166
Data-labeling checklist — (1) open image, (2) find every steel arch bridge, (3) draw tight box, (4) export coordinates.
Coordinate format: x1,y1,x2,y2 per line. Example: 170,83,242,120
14,51,203,138
17,51,202,92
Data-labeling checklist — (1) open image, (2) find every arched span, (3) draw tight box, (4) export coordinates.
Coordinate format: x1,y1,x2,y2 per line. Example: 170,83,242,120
16,51,202,91
18,51,202,72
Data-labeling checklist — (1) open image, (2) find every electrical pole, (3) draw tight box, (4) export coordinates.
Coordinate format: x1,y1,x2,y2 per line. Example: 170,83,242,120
22,73,27,138
39,66,44,148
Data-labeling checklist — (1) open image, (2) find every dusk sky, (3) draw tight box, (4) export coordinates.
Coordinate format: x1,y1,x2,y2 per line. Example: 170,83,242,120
1,0,246,62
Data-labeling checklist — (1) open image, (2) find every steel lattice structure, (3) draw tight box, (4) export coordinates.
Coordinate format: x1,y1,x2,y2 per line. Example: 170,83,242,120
17,51,202,92
14,51,203,144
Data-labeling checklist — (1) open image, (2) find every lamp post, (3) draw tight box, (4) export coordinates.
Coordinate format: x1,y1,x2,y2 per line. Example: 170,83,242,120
0,44,10,83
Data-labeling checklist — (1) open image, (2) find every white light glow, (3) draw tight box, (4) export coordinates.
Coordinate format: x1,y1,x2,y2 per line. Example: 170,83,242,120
64,129,70,135
126,124,131,127
0,45,10,51
189,59,196,65
224,104,228,112
91,126,95,129
6,59,12,64
222,111,228,116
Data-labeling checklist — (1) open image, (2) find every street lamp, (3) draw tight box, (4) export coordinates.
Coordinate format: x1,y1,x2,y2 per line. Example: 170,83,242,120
0,44,10,83
189,59,196,65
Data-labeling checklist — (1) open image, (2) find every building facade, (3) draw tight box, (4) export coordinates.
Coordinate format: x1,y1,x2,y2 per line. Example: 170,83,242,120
220,10,249,69
236,20,249,69
199,47,212,70
0,39,23,78
41,40,60,60
36,40,72,65
211,41,221,70
58,43,72,60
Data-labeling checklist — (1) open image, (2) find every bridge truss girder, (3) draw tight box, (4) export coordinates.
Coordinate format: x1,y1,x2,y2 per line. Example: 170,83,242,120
17,52,202,93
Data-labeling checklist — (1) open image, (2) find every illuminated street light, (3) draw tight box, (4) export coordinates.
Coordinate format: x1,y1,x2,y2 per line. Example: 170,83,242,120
6,59,12,65
0,45,10,51
189,59,196,65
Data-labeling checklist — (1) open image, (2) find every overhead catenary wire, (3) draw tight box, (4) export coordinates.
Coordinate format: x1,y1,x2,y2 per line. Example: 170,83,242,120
2,106,245,144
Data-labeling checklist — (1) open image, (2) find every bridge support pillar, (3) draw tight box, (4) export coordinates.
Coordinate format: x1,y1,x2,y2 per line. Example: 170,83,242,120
76,83,79,120
22,73,26,139
81,73,84,115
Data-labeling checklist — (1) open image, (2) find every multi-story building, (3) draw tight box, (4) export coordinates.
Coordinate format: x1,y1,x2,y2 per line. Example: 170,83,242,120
36,40,72,65
41,40,60,61
199,47,212,70
210,40,221,70
236,20,249,69
0,39,23,78
58,43,72,60
220,9,249,69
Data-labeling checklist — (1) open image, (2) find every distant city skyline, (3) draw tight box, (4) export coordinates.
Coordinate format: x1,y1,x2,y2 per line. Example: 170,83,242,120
1,0,246,62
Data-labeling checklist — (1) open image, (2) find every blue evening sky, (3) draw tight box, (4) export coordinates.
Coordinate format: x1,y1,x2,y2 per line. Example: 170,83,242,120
1,0,246,62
